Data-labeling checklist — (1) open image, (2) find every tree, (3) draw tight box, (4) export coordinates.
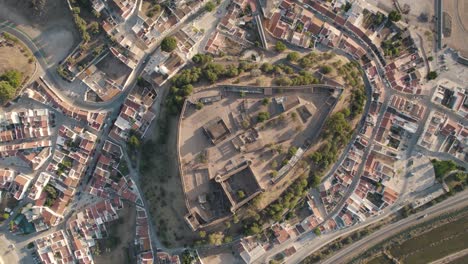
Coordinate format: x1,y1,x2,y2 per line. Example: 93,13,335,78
288,146,298,157
275,76,292,86
388,10,402,22
128,135,140,149
261,63,274,73
223,236,233,243
310,174,321,188
32,0,47,17
262,98,270,106
427,71,438,80
0,81,16,104
271,160,278,169
181,250,194,264
271,170,278,178
287,52,300,62
208,232,224,246
237,190,246,199
299,57,313,68
92,10,101,18
192,53,213,65
314,227,321,236
321,65,332,74
257,112,270,123
1,70,23,88
72,7,80,14
161,36,177,52
245,222,262,235
275,41,286,52
233,214,240,224
205,1,216,12
90,22,99,34
199,231,206,238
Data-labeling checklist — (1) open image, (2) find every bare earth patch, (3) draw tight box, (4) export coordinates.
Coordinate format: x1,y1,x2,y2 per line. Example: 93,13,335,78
0,42,34,82
0,0,80,65
442,0,468,56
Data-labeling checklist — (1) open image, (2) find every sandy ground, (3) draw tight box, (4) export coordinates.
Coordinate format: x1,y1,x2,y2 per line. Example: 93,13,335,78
0,235,18,264
442,0,468,56
0,0,80,65
0,43,34,81
94,202,136,264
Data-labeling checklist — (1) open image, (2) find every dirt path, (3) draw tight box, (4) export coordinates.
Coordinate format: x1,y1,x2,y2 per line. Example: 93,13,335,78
429,248,468,264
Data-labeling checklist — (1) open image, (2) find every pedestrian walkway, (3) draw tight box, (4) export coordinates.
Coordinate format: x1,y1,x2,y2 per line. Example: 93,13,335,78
0,235,19,264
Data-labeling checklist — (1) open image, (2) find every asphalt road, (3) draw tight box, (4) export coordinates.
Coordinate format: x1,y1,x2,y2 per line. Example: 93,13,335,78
303,189,468,264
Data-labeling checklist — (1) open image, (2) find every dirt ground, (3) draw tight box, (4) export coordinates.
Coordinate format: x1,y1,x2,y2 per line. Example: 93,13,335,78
0,43,34,81
94,202,136,264
0,0,80,65
442,0,468,56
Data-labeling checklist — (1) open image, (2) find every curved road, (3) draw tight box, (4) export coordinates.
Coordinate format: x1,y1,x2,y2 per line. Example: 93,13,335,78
320,189,468,264
0,21,137,112
278,189,468,264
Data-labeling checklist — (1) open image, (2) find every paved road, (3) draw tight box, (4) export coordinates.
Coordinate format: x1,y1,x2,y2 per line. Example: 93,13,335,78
319,189,468,264
0,2,215,260
255,1,468,263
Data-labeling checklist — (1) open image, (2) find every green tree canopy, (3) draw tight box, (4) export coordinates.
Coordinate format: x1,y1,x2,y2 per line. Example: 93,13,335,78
275,41,286,52
0,81,16,104
388,10,402,22
205,1,216,12
0,70,23,88
427,71,438,80
257,111,270,122
161,36,178,52
287,52,300,62
208,232,224,246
